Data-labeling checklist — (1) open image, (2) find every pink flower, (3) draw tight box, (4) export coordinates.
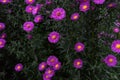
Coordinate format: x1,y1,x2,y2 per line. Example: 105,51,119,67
74,42,85,52
51,8,66,21
15,63,23,72
23,21,34,32
38,62,47,71
0,39,6,48
25,5,34,13
103,54,117,67
48,31,60,43
73,58,83,69
25,0,35,4
79,2,90,12
34,15,43,23
70,13,80,21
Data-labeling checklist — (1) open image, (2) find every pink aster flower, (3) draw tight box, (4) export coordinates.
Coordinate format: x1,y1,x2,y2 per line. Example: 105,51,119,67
53,62,61,70
48,31,60,43
43,73,51,80
32,4,43,15
25,5,34,13
0,33,7,39
103,54,117,67
113,27,119,33
93,0,105,4
15,63,23,72
25,0,35,4
47,55,58,66
74,42,85,52
70,13,80,21
34,15,43,23
111,40,120,53
0,22,5,31
0,39,6,48
38,62,47,71
107,2,117,8
0,0,11,4
45,67,55,77
73,58,83,69
23,21,34,32
79,2,90,12
51,8,66,21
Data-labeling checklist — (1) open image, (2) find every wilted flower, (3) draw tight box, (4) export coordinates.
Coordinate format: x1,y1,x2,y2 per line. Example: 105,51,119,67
107,2,117,8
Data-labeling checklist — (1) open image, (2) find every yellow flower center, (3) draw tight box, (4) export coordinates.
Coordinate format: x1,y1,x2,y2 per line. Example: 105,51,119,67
48,70,52,74
55,64,59,68
26,24,31,28
50,59,54,62
116,44,120,49
77,45,81,49
46,75,49,78
56,11,61,16
83,5,88,9
0,41,3,45
29,7,32,10
37,17,41,21
52,35,56,39
17,66,21,70
77,62,81,65
3,0,7,2
41,65,45,68
109,58,113,63
0,25,1,28
73,15,78,19
29,0,33,2
108,4,113,7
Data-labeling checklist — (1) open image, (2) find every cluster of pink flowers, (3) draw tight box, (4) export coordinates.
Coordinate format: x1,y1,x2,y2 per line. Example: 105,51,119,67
76,0,106,12
38,55,61,80
102,19,120,67
0,22,6,48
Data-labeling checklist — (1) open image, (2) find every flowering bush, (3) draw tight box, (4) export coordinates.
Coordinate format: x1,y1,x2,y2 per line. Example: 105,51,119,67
0,0,120,80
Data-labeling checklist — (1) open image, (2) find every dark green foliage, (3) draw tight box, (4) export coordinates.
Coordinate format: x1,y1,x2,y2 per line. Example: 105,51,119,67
0,0,120,80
